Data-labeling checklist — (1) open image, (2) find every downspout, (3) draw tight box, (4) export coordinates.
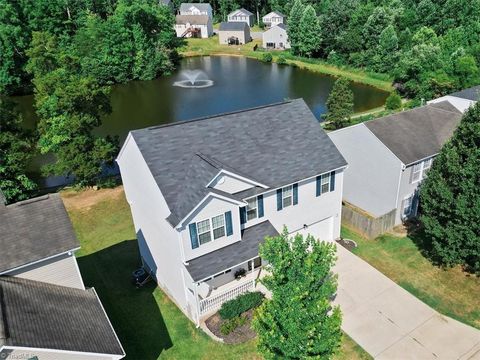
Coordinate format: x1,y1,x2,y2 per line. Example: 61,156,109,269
394,163,406,210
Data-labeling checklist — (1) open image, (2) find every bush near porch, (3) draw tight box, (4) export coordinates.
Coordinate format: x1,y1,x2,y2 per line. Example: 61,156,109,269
341,226,480,329
62,186,372,359
219,291,264,320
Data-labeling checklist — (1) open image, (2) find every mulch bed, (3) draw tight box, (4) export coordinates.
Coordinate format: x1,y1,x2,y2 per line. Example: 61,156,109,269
336,238,357,252
205,308,257,344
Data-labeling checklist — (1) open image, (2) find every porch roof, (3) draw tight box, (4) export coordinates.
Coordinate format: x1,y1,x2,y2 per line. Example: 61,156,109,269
185,220,278,282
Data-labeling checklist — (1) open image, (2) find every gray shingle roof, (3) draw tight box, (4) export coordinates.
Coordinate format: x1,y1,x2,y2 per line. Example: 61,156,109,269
129,99,347,226
228,8,253,16
0,276,124,356
449,85,480,101
265,11,286,18
186,220,278,281
0,194,80,273
219,21,249,31
364,101,463,165
176,14,209,25
179,3,212,12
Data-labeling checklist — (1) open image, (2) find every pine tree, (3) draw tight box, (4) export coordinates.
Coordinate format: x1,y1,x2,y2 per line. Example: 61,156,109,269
287,0,303,54
296,5,321,57
420,102,480,273
252,229,342,359
324,77,354,129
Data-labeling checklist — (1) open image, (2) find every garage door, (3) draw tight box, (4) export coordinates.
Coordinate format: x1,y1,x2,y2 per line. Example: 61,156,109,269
294,217,334,242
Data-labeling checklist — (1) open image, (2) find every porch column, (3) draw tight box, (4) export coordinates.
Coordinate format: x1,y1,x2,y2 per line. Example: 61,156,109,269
193,282,201,327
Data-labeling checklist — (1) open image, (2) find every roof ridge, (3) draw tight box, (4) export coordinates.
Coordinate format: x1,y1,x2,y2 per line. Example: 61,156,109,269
7,194,51,208
142,99,294,132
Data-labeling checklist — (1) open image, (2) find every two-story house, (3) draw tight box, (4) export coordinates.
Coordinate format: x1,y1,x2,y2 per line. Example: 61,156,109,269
117,99,347,325
329,101,463,230
262,11,285,28
0,193,124,360
179,3,213,19
176,3,214,38
227,8,254,27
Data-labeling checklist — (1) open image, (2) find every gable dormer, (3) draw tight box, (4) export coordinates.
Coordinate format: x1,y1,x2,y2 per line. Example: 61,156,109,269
208,170,268,195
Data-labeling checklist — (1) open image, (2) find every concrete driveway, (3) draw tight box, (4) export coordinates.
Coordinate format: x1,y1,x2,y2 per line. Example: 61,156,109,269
334,245,480,359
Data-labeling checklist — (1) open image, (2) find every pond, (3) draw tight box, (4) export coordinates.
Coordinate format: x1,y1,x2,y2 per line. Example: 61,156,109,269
13,56,389,188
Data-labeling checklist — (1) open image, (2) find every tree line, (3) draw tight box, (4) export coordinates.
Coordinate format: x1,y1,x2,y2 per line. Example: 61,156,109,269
0,0,179,203
285,0,480,100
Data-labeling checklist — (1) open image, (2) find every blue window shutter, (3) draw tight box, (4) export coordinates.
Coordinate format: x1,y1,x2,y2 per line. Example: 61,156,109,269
189,223,199,249
240,207,247,224
293,183,298,205
258,195,264,217
225,211,233,236
276,189,283,210
316,176,321,197
330,171,336,192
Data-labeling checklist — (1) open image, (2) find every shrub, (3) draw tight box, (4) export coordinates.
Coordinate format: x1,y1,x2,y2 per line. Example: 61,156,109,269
261,53,273,62
219,291,264,320
385,92,403,110
277,55,287,65
220,315,247,335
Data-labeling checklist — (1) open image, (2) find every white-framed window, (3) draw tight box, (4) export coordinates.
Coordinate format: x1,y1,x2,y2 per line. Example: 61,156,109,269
282,185,293,208
212,214,226,239
197,219,212,245
321,173,330,194
411,158,433,183
246,197,258,221
403,194,414,217
422,158,432,178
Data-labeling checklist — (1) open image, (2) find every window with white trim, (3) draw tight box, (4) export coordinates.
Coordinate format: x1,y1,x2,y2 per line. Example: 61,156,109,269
212,214,226,239
197,219,212,245
411,158,433,183
246,197,257,221
403,195,413,216
321,173,330,194
282,185,293,208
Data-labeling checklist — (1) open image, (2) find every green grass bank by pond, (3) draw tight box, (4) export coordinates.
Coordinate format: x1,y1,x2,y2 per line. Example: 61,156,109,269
179,36,393,92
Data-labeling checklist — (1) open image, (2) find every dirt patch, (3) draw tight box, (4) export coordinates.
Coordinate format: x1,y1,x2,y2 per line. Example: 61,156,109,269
61,186,125,212
205,309,257,344
336,238,357,252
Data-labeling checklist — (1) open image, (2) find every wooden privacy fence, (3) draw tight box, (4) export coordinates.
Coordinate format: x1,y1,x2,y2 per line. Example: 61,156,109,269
342,202,396,239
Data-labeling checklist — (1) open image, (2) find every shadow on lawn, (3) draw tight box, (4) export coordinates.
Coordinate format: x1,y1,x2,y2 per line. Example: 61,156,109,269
77,240,173,360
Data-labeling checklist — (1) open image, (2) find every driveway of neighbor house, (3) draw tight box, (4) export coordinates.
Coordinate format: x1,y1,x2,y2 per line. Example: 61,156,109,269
334,244,480,360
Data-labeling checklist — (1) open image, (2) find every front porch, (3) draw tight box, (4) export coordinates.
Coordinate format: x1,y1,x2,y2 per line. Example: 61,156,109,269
184,220,277,324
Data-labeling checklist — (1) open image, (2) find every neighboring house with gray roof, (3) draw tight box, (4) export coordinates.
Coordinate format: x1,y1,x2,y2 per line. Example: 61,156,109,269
262,11,285,27
117,99,347,324
0,194,124,359
263,23,290,49
428,85,480,113
218,22,251,45
227,8,254,27
329,101,463,229
179,3,213,19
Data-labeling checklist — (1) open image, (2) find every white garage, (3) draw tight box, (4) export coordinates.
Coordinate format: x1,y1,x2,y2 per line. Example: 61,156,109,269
293,217,334,242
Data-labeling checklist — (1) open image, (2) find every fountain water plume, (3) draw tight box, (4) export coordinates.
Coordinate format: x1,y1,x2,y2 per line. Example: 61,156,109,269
173,69,214,88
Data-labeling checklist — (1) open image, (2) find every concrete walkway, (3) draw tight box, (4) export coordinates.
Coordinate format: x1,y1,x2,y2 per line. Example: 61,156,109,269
334,245,480,359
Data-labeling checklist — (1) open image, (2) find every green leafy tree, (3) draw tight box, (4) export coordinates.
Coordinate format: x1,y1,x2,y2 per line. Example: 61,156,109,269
0,100,37,203
252,229,342,359
287,0,304,54
420,102,480,273
385,92,402,110
296,5,321,57
324,77,354,129
26,32,118,186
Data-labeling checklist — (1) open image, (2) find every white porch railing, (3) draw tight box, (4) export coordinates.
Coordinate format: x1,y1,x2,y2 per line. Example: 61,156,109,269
199,278,256,315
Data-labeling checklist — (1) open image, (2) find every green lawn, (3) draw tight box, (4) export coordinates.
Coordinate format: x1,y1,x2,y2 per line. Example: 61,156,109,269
179,37,393,92
342,226,480,329
63,187,371,360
